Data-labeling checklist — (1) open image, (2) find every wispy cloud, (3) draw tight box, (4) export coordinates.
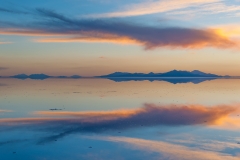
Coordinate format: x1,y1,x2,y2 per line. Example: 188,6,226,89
90,136,240,160
85,0,219,18
85,0,240,19
167,1,240,18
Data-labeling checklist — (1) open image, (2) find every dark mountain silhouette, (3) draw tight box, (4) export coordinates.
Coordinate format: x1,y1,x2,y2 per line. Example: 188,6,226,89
11,74,49,80
28,74,50,80
191,70,222,77
11,74,29,79
160,70,222,77
99,72,162,78
98,70,222,78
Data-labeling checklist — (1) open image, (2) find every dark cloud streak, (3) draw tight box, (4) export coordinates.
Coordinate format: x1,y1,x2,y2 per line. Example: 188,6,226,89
0,7,29,14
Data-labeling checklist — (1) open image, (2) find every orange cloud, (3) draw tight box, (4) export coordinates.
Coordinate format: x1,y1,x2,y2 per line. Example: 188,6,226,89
0,27,238,50
35,32,139,45
35,29,237,50
0,29,61,36
212,24,240,38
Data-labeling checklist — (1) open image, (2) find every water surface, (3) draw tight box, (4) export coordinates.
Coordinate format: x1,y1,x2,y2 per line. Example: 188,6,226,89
1,78,240,160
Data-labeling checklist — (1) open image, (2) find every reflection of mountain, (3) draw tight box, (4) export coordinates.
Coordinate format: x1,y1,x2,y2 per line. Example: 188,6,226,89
11,74,82,80
56,75,81,79
0,83,7,86
12,74,50,80
70,75,81,79
106,77,217,84
99,70,223,78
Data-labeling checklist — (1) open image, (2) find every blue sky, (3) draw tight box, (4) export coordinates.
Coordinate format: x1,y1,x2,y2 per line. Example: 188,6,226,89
1,0,240,76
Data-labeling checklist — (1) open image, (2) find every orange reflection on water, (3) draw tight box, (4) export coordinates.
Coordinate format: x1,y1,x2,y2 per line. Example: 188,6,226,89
1,103,239,129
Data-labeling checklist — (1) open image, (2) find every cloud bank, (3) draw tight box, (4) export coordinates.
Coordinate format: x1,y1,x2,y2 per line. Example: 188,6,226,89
0,7,238,50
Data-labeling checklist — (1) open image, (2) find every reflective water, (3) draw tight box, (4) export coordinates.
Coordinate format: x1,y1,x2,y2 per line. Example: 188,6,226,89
1,78,240,160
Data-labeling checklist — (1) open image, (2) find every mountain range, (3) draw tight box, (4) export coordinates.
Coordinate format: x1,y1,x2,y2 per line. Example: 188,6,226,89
0,70,230,81
98,70,227,78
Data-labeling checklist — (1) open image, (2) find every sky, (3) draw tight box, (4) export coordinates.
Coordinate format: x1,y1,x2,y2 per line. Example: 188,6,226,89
1,0,240,76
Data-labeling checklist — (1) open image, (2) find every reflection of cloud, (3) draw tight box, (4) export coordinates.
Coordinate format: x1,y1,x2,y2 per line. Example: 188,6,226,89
0,139,28,146
89,136,240,160
0,110,12,113
0,41,12,44
0,103,239,144
214,117,240,130
0,8,238,50
34,109,137,122
0,67,8,70
33,104,237,126
1,103,238,127
167,138,240,153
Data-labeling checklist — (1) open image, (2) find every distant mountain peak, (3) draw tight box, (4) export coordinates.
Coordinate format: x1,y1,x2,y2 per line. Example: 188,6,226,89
70,75,81,79
10,73,82,80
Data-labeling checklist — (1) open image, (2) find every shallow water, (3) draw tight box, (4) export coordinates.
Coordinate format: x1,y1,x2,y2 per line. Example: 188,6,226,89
1,78,240,160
